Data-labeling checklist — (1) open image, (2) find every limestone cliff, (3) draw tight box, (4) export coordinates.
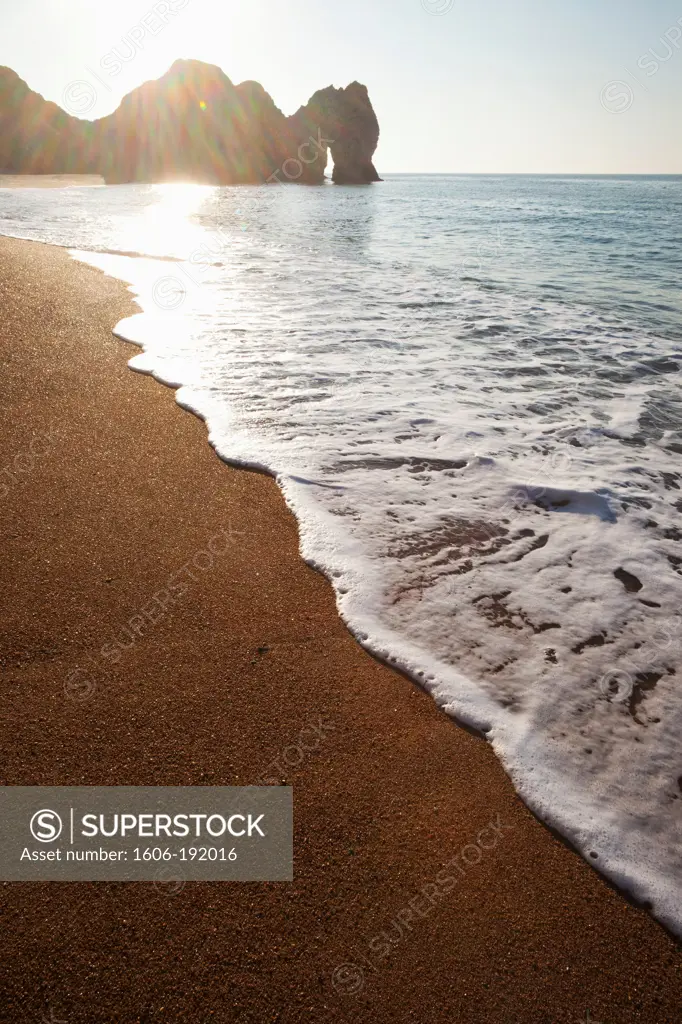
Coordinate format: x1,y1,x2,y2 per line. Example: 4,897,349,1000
289,82,381,184
0,67,78,173
0,60,381,185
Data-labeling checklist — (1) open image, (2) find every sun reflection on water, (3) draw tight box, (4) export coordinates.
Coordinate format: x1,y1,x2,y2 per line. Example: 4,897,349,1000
139,183,217,257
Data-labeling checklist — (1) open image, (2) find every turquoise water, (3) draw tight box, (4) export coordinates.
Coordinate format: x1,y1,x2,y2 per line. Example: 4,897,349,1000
383,176,682,337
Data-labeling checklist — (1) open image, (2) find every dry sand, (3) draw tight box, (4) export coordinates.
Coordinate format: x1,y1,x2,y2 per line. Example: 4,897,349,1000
0,235,679,1023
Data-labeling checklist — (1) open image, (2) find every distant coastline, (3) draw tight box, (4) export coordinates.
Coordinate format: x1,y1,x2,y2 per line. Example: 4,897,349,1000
0,59,381,185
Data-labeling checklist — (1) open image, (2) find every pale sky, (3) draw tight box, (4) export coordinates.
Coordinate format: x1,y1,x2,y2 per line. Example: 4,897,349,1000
1,0,680,173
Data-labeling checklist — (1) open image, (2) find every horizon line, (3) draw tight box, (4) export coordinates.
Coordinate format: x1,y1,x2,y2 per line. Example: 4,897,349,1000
376,171,682,177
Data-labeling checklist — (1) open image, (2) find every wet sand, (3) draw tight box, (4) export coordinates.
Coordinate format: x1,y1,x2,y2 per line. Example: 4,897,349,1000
0,235,679,1023
0,174,104,188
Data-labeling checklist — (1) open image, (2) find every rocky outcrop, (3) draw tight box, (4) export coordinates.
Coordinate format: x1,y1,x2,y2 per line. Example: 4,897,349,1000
0,60,381,185
288,82,381,184
0,67,79,173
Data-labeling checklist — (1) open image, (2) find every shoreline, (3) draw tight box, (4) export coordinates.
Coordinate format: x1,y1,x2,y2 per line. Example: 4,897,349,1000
85,249,681,939
0,174,105,188
0,234,680,1022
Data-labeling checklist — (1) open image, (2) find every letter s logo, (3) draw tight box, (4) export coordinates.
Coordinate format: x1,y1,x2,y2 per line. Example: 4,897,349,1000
600,80,634,114
30,809,63,843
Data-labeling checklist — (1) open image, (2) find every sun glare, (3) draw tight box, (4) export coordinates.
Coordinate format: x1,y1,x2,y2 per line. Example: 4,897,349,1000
137,183,216,255
152,182,214,209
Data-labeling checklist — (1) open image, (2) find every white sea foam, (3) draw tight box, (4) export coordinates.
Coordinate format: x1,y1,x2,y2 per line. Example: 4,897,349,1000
2,176,681,933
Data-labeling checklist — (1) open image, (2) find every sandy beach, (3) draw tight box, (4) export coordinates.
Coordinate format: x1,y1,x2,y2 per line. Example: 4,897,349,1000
0,174,104,188
0,234,680,1023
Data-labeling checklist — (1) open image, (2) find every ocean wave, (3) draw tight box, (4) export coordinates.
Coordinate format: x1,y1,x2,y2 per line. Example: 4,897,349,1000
2,173,681,935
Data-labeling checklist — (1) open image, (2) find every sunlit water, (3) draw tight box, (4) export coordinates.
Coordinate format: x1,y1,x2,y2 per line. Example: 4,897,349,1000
2,174,681,932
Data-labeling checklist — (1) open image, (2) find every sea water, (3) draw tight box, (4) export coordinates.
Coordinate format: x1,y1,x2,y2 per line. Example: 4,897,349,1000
1,174,681,932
